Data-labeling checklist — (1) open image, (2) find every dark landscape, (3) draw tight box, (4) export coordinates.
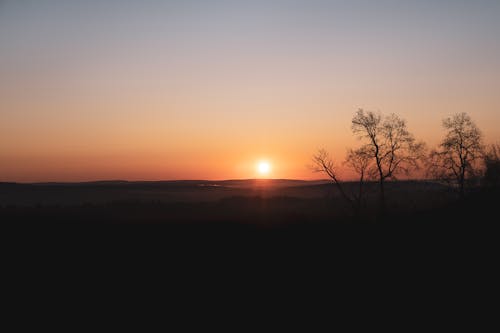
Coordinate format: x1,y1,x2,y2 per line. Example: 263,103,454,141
2,179,497,229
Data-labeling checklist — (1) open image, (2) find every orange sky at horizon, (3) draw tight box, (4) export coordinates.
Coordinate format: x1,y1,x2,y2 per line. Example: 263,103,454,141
1,1,499,182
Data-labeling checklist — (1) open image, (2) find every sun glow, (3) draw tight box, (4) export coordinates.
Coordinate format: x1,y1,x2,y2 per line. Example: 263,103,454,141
257,161,271,176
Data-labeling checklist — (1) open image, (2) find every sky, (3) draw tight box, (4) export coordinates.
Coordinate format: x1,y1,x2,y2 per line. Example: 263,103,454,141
1,0,499,182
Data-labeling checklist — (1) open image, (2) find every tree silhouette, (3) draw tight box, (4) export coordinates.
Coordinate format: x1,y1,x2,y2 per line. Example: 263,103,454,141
312,148,371,214
312,149,353,206
351,109,425,212
344,146,372,211
483,143,500,188
428,113,484,198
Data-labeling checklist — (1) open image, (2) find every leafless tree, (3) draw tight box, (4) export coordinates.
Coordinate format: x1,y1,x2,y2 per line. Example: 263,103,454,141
344,146,373,209
482,143,500,188
312,149,354,207
312,147,372,214
428,113,484,198
351,109,426,211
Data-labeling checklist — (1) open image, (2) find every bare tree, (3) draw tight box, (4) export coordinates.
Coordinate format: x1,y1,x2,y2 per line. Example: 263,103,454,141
482,144,500,188
428,113,484,198
312,149,354,207
344,146,372,210
312,148,372,214
351,109,425,211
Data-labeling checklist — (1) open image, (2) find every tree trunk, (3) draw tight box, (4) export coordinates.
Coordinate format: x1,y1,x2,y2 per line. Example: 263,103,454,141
459,164,466,199
379,178,386,215
459,175,465,199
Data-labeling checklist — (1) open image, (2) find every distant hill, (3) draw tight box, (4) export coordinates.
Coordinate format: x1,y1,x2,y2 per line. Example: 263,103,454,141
0,179,446,207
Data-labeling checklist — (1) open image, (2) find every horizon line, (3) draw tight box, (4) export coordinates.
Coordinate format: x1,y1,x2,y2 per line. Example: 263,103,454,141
0,178,438,185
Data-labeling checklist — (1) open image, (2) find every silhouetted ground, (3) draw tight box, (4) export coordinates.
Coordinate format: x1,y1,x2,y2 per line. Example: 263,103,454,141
3,180,497,294
0,180,454,222
1,179,497,229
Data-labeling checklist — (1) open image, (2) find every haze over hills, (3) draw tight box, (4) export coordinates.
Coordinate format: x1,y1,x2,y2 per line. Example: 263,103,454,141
0,179,445,207
2,177,492,229
11,179,326,187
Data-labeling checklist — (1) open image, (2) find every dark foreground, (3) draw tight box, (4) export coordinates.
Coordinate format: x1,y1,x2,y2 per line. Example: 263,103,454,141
1,179,498,229
3,180,498,298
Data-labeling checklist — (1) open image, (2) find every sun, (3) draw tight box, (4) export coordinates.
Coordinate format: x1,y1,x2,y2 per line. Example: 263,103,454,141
257,161,271,175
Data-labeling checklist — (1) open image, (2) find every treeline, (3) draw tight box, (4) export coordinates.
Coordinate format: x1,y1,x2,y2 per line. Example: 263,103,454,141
313,109,500,214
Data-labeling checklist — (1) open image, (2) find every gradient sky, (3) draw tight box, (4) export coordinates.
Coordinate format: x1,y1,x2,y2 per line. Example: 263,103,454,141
1,0,499,181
